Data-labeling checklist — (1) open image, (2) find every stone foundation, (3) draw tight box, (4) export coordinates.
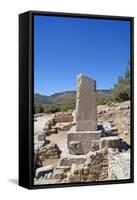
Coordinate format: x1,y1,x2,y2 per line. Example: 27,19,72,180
59,154,87,166
54,113,73,123
38,143,61,159
67,126,101,155
67,150,108,182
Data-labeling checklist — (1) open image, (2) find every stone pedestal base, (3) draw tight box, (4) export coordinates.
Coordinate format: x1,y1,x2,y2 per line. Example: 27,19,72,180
67,126,102,155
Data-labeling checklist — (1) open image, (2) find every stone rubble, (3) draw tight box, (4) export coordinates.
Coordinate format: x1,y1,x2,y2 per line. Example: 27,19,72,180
97,101,130,144
38,143,62,159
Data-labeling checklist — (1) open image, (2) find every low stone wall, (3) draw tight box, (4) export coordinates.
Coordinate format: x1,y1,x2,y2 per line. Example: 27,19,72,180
59,156,86,166
54,122,74,131
54,115,73,123
67,150,108,182
38,143,61,159
97,101,130,144
43,113,73,136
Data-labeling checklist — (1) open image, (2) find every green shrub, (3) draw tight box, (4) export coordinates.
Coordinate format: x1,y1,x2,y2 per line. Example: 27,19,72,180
112,67,130,102
35,104,44,113
44,100,76,114
44,104,61,113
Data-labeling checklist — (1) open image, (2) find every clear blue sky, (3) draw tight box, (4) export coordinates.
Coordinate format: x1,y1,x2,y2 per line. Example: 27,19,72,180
34,15,130,96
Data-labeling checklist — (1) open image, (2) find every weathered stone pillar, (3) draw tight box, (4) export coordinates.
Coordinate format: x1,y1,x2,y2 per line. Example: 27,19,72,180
67,74,101,155
76,74,97,131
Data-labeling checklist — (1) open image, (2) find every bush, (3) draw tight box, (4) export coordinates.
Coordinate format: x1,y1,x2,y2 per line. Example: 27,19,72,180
34,104,44,113
59,100,75,112
44,104,61,113
44,100,76,114
112,67,130,102
97,95,113,106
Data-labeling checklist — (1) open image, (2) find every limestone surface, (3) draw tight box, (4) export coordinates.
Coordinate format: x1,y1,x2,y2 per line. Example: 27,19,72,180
67,126,101,155
35,165,54,179
108,148,130,180
76,74,97,131
99,136,120,151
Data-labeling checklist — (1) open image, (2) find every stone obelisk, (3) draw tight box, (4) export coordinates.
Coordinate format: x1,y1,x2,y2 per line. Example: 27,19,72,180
67,74,101,155
76,74,97,131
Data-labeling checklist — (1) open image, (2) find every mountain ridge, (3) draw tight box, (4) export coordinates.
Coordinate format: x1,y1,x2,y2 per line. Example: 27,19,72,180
34,89,111,105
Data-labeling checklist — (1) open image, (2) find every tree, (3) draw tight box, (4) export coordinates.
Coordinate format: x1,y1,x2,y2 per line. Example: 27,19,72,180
112,66,130,102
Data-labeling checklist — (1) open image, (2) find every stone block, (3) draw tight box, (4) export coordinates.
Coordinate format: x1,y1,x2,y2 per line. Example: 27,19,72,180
99,136,120,151
71,163,79,174
59,156,86,167
53,169,65,180
35,165,54,179
49,128,58,134
91,140,99,151
55,122,73,131
38,133,46,141
56,165,71,172
67,173,81,182
68,126,101,155
105,127,118,137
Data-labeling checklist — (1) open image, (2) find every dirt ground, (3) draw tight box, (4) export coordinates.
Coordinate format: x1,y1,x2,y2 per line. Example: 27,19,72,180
34,114,67,152
34,114,68,168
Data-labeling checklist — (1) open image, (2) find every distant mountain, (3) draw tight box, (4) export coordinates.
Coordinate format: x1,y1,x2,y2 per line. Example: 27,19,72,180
49,91,76,104
97,89,112,99
34,93,52,105
34,90,111,105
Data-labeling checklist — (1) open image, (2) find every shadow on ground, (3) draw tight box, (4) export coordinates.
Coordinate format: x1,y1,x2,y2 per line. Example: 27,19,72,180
8,179,18,185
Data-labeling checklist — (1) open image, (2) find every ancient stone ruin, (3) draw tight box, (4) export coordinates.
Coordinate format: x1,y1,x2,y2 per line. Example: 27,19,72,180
76,74,97,131
34,74,130,185
68,74,101,155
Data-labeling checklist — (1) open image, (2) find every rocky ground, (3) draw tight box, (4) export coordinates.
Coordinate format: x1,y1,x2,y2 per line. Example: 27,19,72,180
97,101,130,144
33,101,131,185
34,113,54,134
